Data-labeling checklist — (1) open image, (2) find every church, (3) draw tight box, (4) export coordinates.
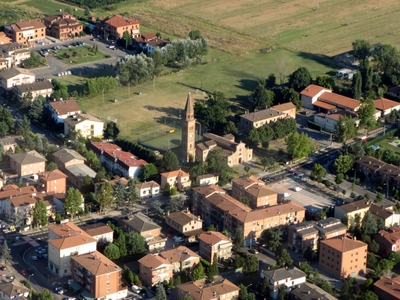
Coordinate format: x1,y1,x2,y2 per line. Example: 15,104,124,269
181,93,253,166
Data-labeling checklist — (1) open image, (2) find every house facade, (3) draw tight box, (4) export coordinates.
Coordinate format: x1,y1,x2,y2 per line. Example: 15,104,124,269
374,275,400,300
138,254,173,286
71,251,127,299
64,113,104,139
374,97,400,117
192,184,226,216
196,174,219,186
45,99,82,124
160,169,191,191
136,181,160,198
319,237,367,279
158,246,200,273
0,42,30,68
198,231,232,263
165,209,203,237
97,15,140,40
38,169,67,193
14,80,53,102
0,67,35,90
176,279,239,300
0,282,30,300
260,267,306,299
44,13,83,40
5,19,46,45
374,227,400,257
133,33,169,54
9,150,46,177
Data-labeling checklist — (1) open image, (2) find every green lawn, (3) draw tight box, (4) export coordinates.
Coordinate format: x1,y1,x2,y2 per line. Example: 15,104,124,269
23,0,85,17
52,46,111,65
376,139,400,155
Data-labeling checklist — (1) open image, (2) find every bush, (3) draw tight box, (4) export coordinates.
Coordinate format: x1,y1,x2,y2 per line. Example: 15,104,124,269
350,192,356,198
170,186,177,196
322,180,333,188
307,120,322,131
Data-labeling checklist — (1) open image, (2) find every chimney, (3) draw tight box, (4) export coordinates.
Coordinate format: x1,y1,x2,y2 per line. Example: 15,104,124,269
353,236,356,240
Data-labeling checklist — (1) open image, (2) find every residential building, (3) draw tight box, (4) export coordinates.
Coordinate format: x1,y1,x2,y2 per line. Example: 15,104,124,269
374,97,400,117
97,15,140,40
198,231,232,263
196,132,253,166
5,19,46,45
231,175,278,208
9,150,46,177
133,33,169,54
176,279,240,300
50,192,84,216
369,204,400,228
64,113,104,139
71,251,127,300
0,135,22,153
300,84,360,112
314,110,357,133
288,218,347,254
290,282,338,300
192,184,226,216
0,67,35,90
89,142,147,178
64,164,97,189
160,169,191,191
202,192,305,245
373,275,400,300
159,246,200,273
43,13,83,40
38,169,67,193
0,42,30,68
14,80,53,102
138,254,173,286
118,212,166,251
94,176,129,193
45,99,82,124
0,33,11,45
79,222,114,244
238,102,296,134
48,222,97,276
334,199,371,224
5,194,37,225
0,281,30,300
374,227,400,257
196,174,219,186
0,185,36,216
52,148,86,169
165,209,203,239
181,92,196,162
260,267,306,299
136,181,160,198
319,237,367,279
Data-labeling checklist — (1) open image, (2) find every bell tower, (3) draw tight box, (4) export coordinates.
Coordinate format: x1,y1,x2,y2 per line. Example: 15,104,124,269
181,92,196,162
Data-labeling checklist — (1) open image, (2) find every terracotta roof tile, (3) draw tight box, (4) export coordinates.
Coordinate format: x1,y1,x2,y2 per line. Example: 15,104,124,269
71,251,121,276
374,97,400,111
48,100,81,116
300,85,330,98
321,237,367,253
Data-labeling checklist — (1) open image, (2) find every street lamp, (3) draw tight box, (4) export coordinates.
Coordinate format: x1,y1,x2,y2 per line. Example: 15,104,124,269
28,274,34,283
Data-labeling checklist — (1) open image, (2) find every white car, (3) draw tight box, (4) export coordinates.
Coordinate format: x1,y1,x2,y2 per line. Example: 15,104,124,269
132,285,141,294
294,187,302,192
173,236,184,243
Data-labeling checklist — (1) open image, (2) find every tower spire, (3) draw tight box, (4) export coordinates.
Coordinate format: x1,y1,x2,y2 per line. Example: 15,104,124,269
184,92,194,120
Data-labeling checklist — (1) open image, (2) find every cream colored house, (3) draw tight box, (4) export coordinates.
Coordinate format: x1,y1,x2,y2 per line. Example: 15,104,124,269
48,222,97,276
159,246,200,273
64,113,104,139
0,67,35,90
0,282,30,300
166,209,203,237
14,80,53,102
9,150,46,178
196,174,219,186
0,42,30,68
198,231,232,263
136,181,160,198
138,254,173,286
160,169,191,191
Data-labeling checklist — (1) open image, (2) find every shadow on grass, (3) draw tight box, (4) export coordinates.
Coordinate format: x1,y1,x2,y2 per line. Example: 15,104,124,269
144,105,183,120
297,51,336,69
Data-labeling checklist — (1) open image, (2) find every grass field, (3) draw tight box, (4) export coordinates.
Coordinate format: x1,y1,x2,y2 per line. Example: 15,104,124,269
52,46,110,64
22,0,85,17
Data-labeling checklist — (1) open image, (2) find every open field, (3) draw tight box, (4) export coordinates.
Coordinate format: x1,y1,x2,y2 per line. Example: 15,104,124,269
52,46,110,64
21,0,85,17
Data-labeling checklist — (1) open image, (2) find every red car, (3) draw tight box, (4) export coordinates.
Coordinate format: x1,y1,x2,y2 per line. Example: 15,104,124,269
21,270,27,276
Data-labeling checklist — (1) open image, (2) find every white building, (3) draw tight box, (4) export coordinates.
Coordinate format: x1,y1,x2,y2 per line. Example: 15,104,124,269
136,181,160,198
260,267,306,299
0,282,30,300
64,113,104,139
45,99,82,123
0,67,35,90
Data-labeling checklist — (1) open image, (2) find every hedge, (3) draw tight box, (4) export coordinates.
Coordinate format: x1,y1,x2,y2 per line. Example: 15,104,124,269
307,120,322,131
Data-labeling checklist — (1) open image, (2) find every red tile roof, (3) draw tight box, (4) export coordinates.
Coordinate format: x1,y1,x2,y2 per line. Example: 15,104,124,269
272,102,296,112
160,169,190,179
300,85,330,98
39,169,67,182
48,100,81,116
374,97,400,111
374,275,400,299
313,100,337,110
104,15,139,28
321,237,367,253
318,92,360,110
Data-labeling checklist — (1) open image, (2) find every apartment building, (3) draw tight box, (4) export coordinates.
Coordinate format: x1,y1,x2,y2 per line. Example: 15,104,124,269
71,251,127,300
231,175,278,208
48,222,97,276
64,113,104,139
38,169,67,193
260,267,306,299
192,184,226,216
0,67,35,90
0,185,37,215
44,13,83,40
138,254,173,286
374,275,400,300
374,227,400,257
14,80,53,102
9,150,46,177
165,209,203,238
160,169,191,191
198,231,232,263
0,42,30,68
288,218,347,253
158,246,200,273
45,99,82,124
319,237,367,279
176,279,239,300
238,102,296,134
97,15,140,40
5,19,46,45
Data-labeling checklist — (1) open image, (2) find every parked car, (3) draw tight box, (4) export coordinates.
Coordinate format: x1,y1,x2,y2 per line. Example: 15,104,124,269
31,256,38,261
21,270,27,276
249,249,259,254
294,187,302,192
132,285,141,294
173,236,184,243
108,45,115,49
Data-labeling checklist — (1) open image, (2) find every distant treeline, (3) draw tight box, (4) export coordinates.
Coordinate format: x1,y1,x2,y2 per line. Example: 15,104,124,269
55,0,141,9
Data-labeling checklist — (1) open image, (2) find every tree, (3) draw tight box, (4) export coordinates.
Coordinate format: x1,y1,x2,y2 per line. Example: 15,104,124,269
335,173,344,184
51,79,69,100
182,296,194,300
311,163,327,183
175,276,181,286
210,253,219,277
114,231,127,257
259,228,281,254
113,179,127,208
191,263,205,280
368,239,380,254
45,161,59,172
266,73,276,88
232,227,244,253
333,155,354,174
95,182,114,213
361,291,379,300
276,55,292,84
32,199,47,227
28,97,44,122
150,50,163,70
207,149,234,185
260,156,274,171
36,137,44,153
277,284,286,300
289,67,312,91
38,289,53,300
122,30,133,49
243,254,259,273
260,278,271,299
126,178,138,204
188,29,202,40
15,116,31,137
336,115,357,142
0,122,9,138
252,79,272,110
239,284,249,300
245,128,260,149
352,40,371,61
155,284,167,300
64,187,83,220
208,224,216,231
286,132,313,160
361,211,378,236
358,97,376,130
352,72,362,100
161,150,179,171
373,44,400,74
1,241,10,265
321,281,333,294
126,232,146,254
277,249,293,268
167,195,185,212
116,54,155,86
104,121,120,140
282,87,302,110
140,163,158,181
104,243,120,260
81,175,94,194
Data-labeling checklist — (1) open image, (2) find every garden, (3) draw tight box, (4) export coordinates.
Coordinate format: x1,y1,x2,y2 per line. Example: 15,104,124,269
52,45,110,64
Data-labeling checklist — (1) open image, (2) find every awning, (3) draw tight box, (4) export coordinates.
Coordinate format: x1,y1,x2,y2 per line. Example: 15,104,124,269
70,281,81,292
80,290,95,300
